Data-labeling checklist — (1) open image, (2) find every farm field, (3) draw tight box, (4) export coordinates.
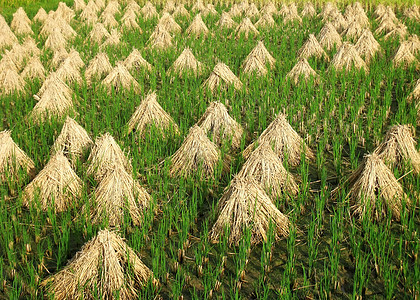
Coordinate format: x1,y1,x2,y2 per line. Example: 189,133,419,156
0,0,419,299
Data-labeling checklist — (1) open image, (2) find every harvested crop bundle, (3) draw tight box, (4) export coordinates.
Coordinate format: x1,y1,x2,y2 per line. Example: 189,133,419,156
127,91,179,138
169,125,226,179
216,12,237,29
186,13,209,37
246,41,276,68
196,101,243,149
329,42,368,72
234,17,259,39
158,13,182,34
168,47,203,77
21,56,46,81
102,62,141,94
243,113,314,166
297,34,329,60
43,229,153,299
203,62,242,92
354,29,381,64
22,151,82,212
146,24,173,50
0,130,35,181
89,23,110,43
317,22,342,51
141,1,158,20
286,58,319,84
392,42,418,68
85,52,113,85
123,48,152,71
241,54,267,76
209,175,290,245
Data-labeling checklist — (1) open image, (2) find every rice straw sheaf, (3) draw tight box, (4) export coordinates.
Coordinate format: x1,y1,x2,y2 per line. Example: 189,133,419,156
146,24,173,50
374,124,420,175
127,91,179,138
87,133,132,181
42,229,154,299
260,2,278,16
408,79,420,102
241,55,267,76
186,13,209,37
0,68,25,95
329,42,368,72
238,144,299,200
173,4,190,18
22,151,82,212
301,2,316,18
0,130,35,181
141,2,158,20
344,153,409,221
255,13,276,29
100,29,122,49
317,22,343,51
216,12,237,29
209,175,290,246
169,125,226,179
243,113,314,166
297,34,329,61
168,47,203,77
123,48,152,72
51,116,93,162
246,41,276,68
354,29,381,64
245,3,260,18
73,0,87,11
121,12,140,31
158,13,182,34
286,58,320,85
85,52,113,85
392,42,418,68
203,62,242,93
34,7,48,23
11,7,33,35
89,23,110,44
234,17,259,39
196,101,243,149
102,62,141,94
89,166,151,227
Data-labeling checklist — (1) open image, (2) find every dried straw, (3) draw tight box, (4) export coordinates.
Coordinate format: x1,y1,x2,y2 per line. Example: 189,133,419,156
169,125,225,179
297,34,329,61
11,10,33,35
255,13,276,29
21,56,46,81
123,48,152,71
408,79,420,102
158,13,182,34
52,116,93,162
392,41,418,68
317,22,342,51
203,62,243,93
89,23,110,43
73,0,87,12
355,29,381,64
85,52,113,85
141,2,158,20
329,42,368,72
247,40,276,68
168,47,203,77
245,3,260,18
146,24,173,50
241,54,267,76
286,58,319,84
0,130,35,181
209,175,290,246
43,229,153,299
121,13,140,31
34,7,48,23
102,62,141,94
101,12,119,28
44,28,67,51
186,13,209,37
173,4,190,18
51,47,69,69
127,91,179,138
243,113,314,166
301,2,316,18
234,17,259,39
374,124,420,175
216,12,237,29
406,34,420,55
22,151,82,212
87,133,132,181
342,20,364,41
196,101,243,149
345,153,408,221
0,68,25,95
90,166,151,226
100,29,122,48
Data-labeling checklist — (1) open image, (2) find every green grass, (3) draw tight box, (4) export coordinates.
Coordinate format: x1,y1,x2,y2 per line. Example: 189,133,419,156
0,1,420,299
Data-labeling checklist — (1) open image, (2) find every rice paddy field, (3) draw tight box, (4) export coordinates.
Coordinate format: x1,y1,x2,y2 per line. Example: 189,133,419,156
0,0,419,299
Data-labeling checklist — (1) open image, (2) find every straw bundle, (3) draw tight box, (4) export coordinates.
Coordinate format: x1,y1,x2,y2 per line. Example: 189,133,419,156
89,23,110,44
327,12,348,33
103,0,120,15
374,4,386,18
52,117,93,161
404,5,420,21
0,23,18,49
21,56,46,81
40,15,76,39
162,0,175,13
90,166,151,226
0,130,35,181
121,13,140,31
100,29,121,49
80,1,99,24
186,13,209,37
7,44,26,70
261,2,278,16
376,6,397,24
392,42,418,68
317,22,343,51
101,12,119,28
191,1,207,14
127,91,179,137
384,23,408,40
196,101,243,149
56,59,83,85
123,49,152,71
355,29,381,64
87,133,132,181
409,79,420,102
21,37,41,58
168,47,203,77
319,2,339,19
206,4,218,16
34,7,48,23
345,153,408,221
238,143,298,199
0,68,25,95
95,0,105,10
234,17,259,39
158,13,182,34
301,2,316,18
173,4,190,18
241,55,267,76
406,34,420,55
0,51,19,73
245,3,260,18
30,75,73,122
146,24,173,50
342,20,364,41
44,28,67,51
51,47,69,69
73,0,86,11
169,125,224,179
43,229,153,299
278,4,290,17
11,10,33,35
297,34,329,61
85,53,112,85
216,12,237,29
375,18,397,36
203,62,243,92
243,113,314,166
141,2,158,20
125,0,140,14
329,42,368,72
102,62,140,94
286,58,319,84
374,125,420,174
255,13,276,29
22,152,82,212
209,175,290,246
229,4,242,18
283,6,302,24
55,2,75,23
245,41,276,68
